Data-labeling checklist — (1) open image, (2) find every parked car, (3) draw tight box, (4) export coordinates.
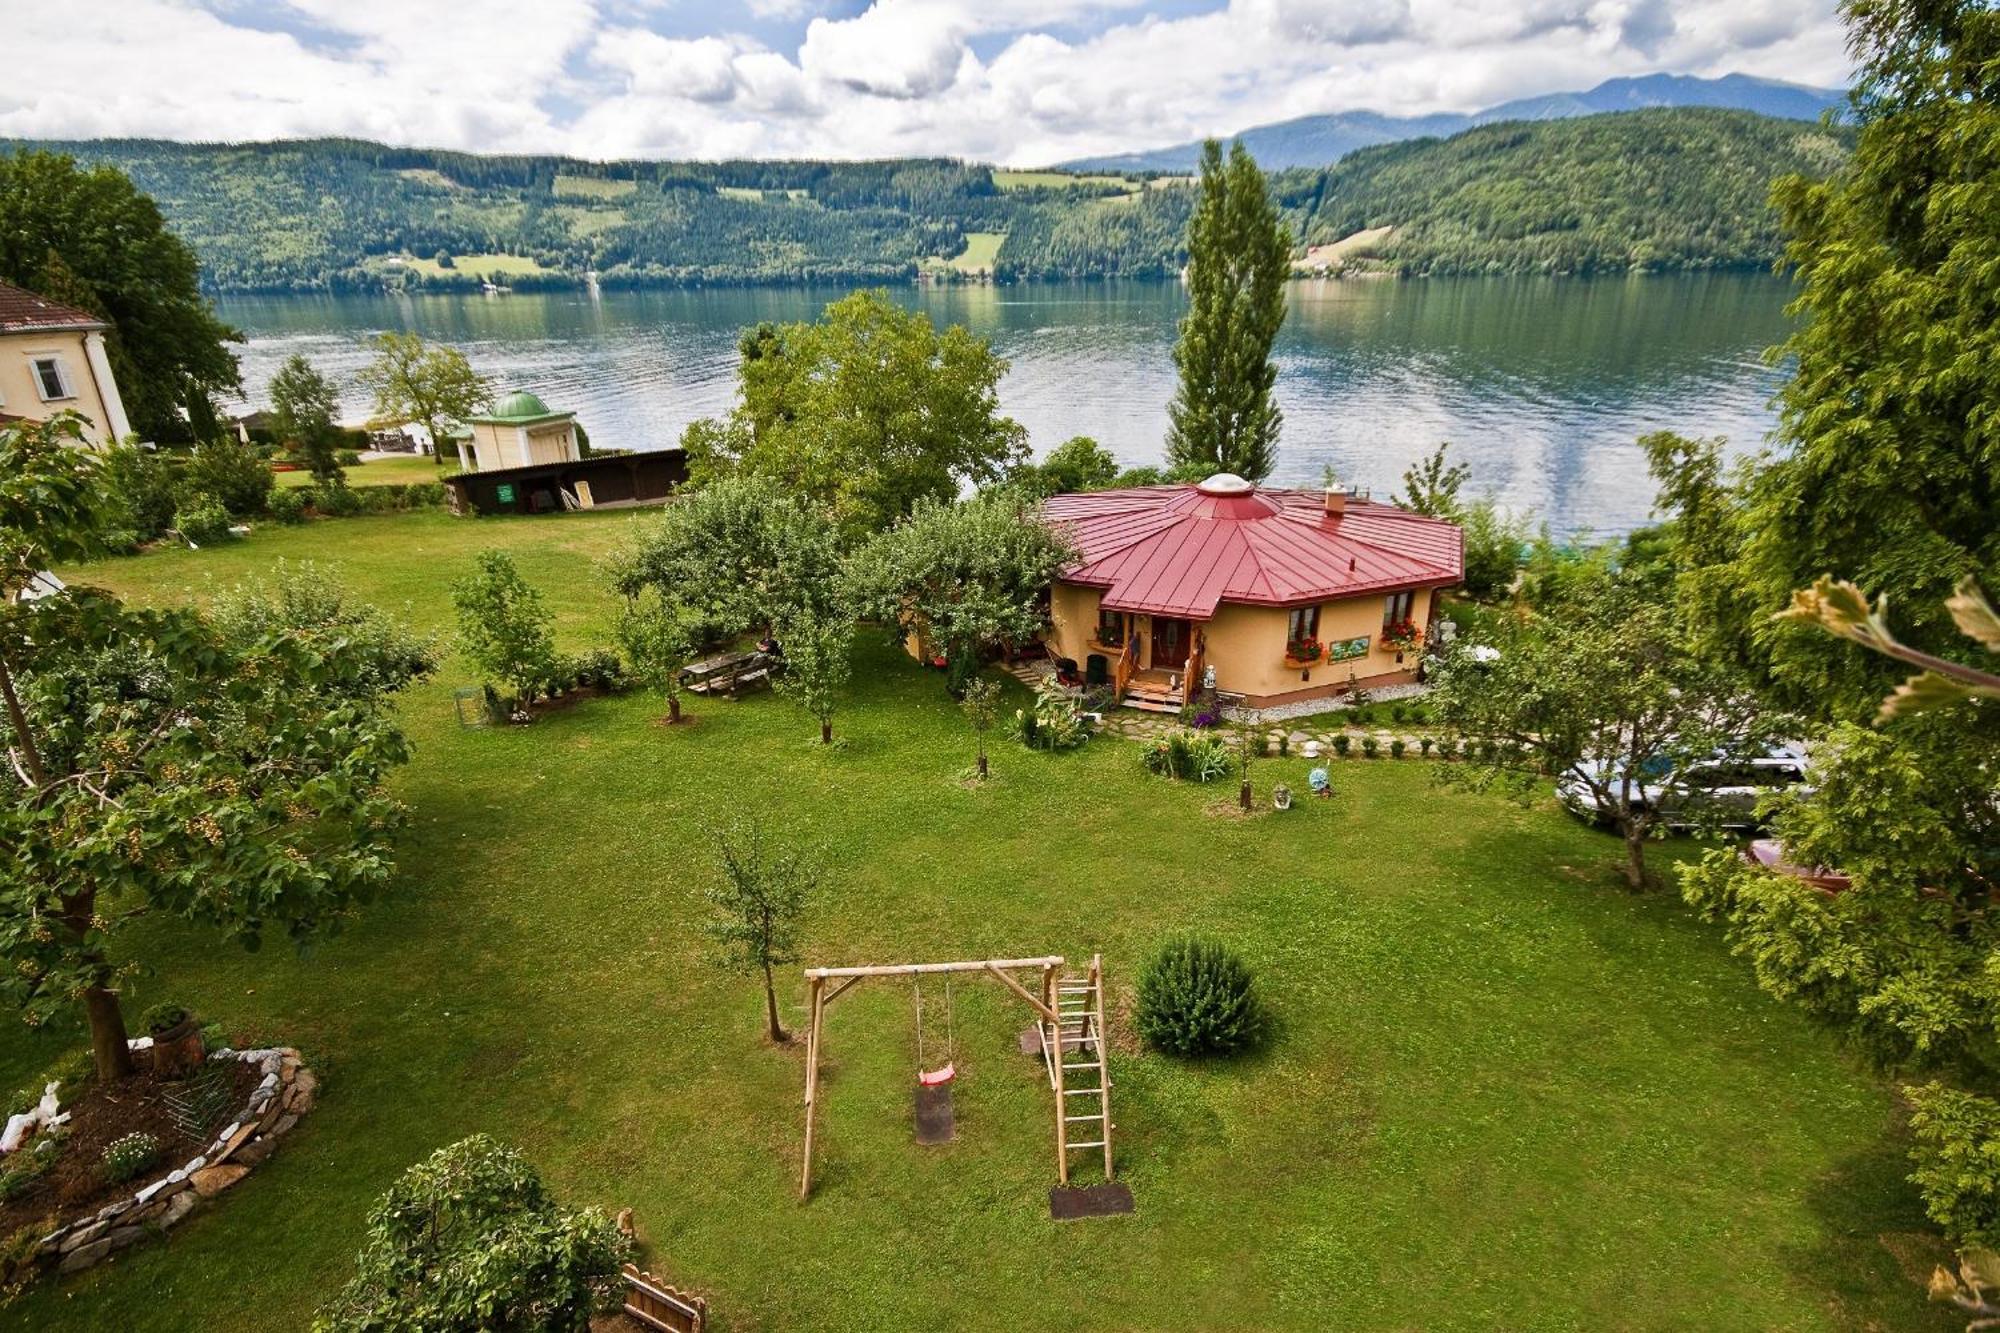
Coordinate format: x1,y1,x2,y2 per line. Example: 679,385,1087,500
1742,838,1851,894
1556,743,1811,829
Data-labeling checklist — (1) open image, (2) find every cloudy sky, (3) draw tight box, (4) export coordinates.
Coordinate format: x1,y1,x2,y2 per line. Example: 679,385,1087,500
3,1,1851,167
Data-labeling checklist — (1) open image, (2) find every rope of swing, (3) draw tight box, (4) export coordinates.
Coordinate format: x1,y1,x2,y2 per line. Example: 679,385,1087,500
913,973,955,1073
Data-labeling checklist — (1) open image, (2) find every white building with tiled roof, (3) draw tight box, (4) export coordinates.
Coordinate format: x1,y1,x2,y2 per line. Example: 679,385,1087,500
0,279,131,445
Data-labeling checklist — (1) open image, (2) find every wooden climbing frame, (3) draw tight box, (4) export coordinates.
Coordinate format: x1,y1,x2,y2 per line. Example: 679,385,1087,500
796,955,1116,1200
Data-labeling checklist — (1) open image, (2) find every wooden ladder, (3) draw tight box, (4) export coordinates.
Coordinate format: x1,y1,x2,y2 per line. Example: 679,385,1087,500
1043,953,1114,1184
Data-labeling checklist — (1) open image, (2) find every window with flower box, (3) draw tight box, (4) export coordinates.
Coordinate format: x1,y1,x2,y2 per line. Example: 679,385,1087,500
1284,605,1322,662
1095,606,1125,648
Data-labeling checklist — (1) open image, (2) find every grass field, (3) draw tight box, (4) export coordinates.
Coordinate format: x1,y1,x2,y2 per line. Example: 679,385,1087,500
274,454,449,489
994,170,1142,193
553,174,638,200
399,252,552,279
925,231,1007,275
4,511,1950,1331
717,186,808,202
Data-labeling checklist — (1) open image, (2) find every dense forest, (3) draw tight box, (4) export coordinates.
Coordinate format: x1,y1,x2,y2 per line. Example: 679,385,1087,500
1296,108,1854,275
2,109,1848,291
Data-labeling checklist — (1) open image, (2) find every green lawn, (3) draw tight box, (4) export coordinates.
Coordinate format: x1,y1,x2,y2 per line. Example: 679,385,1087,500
717,186,808,203
924,231,1007,275
275,454,451,489
552,174,638,200
993,170,1141,193
399,252,552,279
5,511,1948,1331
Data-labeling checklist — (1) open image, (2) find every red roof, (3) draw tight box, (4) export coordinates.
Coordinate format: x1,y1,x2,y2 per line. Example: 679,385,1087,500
0,280,104,334
1043,475,1463,620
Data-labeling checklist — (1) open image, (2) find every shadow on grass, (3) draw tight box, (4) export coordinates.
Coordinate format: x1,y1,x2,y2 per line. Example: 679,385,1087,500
1792,1119,1959,1331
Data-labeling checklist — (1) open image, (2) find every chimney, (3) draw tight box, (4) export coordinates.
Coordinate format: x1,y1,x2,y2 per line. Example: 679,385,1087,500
1323,485,1348,517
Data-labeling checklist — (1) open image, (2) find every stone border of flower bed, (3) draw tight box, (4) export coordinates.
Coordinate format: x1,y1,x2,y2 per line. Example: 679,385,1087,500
31,1046,317,1276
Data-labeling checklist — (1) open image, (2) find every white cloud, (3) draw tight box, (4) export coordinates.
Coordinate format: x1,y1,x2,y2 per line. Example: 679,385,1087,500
0,0,1853,166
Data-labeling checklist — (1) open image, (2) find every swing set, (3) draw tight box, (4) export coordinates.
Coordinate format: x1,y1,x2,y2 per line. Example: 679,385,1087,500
796,955,1116,1202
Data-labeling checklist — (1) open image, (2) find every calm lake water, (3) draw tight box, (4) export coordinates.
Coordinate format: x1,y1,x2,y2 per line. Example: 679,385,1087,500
216,274,1795,537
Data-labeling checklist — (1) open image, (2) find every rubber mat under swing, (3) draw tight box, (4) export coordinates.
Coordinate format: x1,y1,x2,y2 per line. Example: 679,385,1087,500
1049,1182,1135,1221
914,1083,955,1145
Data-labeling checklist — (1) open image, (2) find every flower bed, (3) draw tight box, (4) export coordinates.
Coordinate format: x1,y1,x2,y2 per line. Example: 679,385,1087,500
18,1046,317,1277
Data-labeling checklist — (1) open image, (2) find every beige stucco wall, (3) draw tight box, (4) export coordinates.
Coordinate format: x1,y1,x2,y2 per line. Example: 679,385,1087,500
1047,581,1436,702
0,328,126,445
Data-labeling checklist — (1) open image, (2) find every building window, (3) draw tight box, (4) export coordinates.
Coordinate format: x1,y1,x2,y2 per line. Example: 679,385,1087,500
1096,607,1124,647
31,356,72,402
1286,605,1319,648
1382,590,1414,627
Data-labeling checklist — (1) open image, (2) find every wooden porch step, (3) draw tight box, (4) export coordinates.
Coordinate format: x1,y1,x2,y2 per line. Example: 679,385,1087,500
1122,696,1182,714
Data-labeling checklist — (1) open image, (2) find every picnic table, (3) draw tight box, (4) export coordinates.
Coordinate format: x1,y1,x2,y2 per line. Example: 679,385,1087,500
679,649,777,698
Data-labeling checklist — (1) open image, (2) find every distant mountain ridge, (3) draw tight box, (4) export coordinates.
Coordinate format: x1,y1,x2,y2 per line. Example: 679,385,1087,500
1058,72,1847,173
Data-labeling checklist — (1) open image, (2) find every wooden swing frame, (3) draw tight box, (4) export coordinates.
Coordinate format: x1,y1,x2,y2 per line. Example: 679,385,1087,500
797,955,1108,1200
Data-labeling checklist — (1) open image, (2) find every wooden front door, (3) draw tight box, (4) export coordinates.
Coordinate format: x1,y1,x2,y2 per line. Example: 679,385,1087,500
1151,617,1191,670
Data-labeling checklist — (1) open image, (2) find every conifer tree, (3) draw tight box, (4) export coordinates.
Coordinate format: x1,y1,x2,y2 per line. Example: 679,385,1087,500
1165,140,1291,482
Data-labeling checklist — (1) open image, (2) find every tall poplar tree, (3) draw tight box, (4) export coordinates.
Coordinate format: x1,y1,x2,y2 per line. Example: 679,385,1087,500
1165,140,1291,482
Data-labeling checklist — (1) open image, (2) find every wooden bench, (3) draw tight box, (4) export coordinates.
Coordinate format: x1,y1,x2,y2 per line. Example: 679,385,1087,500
679,650,776,698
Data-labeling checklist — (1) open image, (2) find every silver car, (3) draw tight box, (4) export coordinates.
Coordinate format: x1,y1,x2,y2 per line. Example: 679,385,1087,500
1556,744,1812,829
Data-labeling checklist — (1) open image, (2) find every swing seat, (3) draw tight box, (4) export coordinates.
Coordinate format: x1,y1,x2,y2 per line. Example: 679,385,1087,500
918,1062,956,1086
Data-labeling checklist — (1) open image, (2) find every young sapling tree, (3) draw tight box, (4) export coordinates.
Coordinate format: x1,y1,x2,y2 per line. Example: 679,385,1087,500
703,818,821,1043
961,676,1000,778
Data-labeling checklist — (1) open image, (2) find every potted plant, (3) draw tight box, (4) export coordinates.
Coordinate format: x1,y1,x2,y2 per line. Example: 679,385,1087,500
1380,619,1422,657
1272,783,1294,811
1284,635,1324,667
142,1001,205,1080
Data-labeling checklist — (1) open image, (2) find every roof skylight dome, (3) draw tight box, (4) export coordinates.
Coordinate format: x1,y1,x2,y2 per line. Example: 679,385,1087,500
1195,472,1254,496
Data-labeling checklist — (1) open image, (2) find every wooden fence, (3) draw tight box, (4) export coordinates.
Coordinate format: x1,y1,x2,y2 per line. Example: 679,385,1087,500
620,1264,708,1333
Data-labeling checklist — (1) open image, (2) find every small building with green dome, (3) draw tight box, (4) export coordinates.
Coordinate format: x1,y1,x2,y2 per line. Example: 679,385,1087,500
462,390,581,472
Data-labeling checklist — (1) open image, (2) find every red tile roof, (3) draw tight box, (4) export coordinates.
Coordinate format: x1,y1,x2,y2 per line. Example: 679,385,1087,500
1043,475,1463,620
0,280,105,334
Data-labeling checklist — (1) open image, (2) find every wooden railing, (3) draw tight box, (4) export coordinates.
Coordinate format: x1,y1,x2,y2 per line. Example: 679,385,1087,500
1112,637,1138,699
1181,631,1206,704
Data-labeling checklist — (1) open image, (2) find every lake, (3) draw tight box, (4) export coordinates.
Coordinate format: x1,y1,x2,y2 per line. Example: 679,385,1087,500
215,273,1795,537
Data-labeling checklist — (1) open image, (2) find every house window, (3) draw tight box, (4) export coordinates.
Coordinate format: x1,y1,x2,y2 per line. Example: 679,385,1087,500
31,356,73,402
1286,605,1319,647
1382,590,1414,627
1096,607,1124,647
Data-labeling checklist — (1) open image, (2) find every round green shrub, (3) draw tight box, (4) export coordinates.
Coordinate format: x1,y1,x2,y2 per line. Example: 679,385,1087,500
317,484,365,517
1419,736,1435,758
1361,735,1380,758
267,487,307,524
1136,935,1265,1057
173,493,233,546
1390,738,1407,759
1333,734,1351,757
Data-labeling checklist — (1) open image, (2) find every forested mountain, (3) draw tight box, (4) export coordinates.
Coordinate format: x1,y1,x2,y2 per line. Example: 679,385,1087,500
1290,108,1853,276
1062,72,1845,173
4,108,1847,291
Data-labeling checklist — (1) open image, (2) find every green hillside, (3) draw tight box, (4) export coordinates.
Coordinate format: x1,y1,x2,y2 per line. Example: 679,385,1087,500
1294,107,1853,276
2,110,1848,291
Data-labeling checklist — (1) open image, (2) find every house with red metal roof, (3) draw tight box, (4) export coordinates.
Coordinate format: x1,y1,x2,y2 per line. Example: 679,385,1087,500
0,279,131,445
1041,473,1463,713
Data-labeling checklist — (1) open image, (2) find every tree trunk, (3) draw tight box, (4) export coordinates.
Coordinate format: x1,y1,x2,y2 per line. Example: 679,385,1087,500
1621,824,1650,891
0,647,46,788
1239,778,1252,810
820,720,832,745
84,975,135,1081
668,694,682,724
762,964,788,1044
977,749,988,779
